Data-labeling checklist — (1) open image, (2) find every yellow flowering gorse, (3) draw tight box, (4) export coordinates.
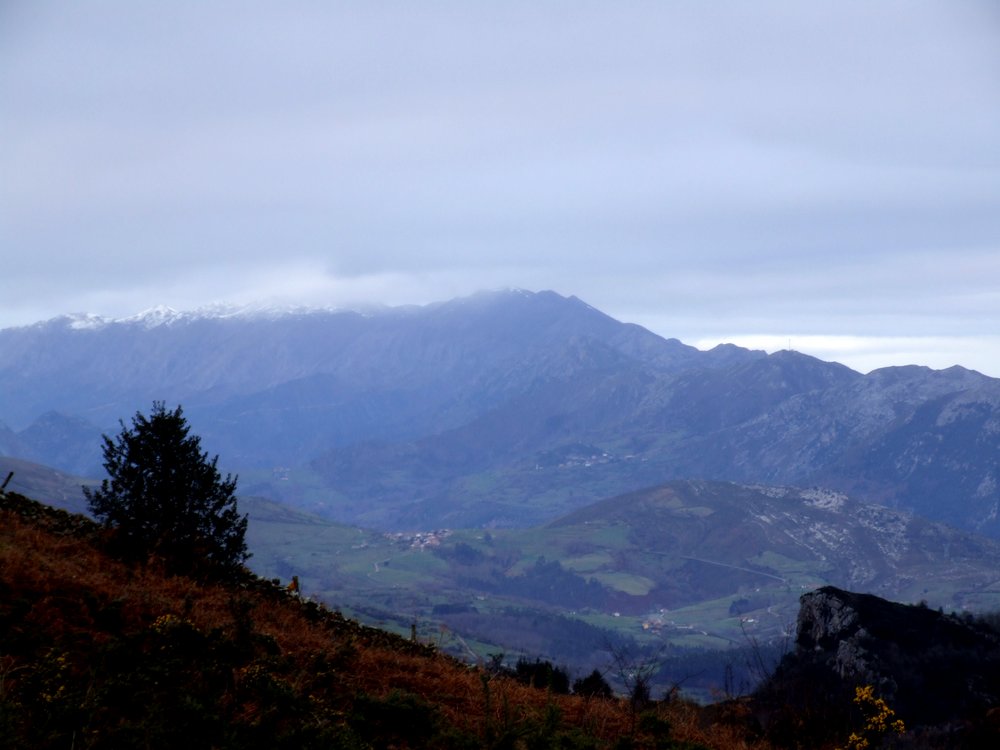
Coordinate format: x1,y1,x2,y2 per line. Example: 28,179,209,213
840,684,906,750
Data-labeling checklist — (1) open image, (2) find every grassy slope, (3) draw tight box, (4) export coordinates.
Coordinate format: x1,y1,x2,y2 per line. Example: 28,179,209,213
0,490,768,750
244,481,1000,691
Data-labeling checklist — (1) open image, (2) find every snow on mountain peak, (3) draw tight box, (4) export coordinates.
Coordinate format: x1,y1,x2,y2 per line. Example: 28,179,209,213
66,313,111,330
120,306,185,328
12,291,555,333
113,301,349,327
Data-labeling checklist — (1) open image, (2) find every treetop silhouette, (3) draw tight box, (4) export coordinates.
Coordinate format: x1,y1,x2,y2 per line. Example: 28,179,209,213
84,401,248,576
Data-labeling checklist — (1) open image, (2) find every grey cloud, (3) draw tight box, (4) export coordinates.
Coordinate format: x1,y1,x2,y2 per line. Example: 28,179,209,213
1,2,998,373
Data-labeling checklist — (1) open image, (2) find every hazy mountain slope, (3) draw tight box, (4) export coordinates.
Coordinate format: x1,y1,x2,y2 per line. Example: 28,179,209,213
647,349,862,434
307,349,862,527
0,290,704,425
308,348,1000,532
0,455,93,514
14,411,105,475
309,348,678,527
0,421,22,457
817,381,1000,534
2,288,999,536
663,365,1000,520
0,290,719,463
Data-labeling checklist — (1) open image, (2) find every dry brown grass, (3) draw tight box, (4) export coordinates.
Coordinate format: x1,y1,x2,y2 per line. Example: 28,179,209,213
1,494,775,749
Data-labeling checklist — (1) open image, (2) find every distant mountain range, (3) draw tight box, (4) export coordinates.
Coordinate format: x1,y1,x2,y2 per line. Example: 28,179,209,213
2,289,998,536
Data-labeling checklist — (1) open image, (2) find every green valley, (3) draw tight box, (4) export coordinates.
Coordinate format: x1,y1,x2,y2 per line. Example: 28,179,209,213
244,479,1000,695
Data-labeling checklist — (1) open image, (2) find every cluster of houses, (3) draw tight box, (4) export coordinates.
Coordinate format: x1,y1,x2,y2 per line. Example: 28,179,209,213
384,529,452,549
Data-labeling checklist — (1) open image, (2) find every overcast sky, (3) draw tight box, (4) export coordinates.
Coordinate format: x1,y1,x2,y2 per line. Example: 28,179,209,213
2,2,999,375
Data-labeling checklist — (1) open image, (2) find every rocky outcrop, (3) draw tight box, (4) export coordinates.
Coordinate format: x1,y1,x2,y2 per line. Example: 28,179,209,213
760,586,1000,740
796,587,884,690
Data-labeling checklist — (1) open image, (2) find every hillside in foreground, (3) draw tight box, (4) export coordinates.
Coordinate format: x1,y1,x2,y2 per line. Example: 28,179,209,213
9,489,1000,748
0,490,756,750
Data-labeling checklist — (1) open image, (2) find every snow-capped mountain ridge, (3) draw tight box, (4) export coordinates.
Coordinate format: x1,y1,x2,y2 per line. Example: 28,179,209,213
9,288,546,333
27,302,348,332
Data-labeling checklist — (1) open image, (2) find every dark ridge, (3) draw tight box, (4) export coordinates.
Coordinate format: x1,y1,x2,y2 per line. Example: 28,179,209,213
753,586,1000,748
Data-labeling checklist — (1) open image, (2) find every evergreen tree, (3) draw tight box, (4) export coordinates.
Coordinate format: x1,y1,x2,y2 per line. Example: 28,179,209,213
84,402,248,576
573,669,613,699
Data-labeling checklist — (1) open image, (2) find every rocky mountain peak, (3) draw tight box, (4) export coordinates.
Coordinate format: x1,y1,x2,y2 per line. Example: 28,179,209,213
797,586,865,651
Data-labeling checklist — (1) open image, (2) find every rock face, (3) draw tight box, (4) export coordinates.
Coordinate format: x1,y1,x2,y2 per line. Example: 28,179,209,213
796,587,921,695
762,586,1000,738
